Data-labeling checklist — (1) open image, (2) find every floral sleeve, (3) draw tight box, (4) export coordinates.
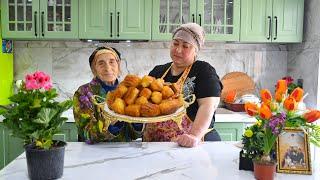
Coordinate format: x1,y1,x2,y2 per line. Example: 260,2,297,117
73,87,95,142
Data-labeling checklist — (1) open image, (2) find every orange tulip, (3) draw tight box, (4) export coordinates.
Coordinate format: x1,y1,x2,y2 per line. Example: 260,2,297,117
290,87,304,102
276,80,287,94
260,89,272,104
303,110,320,123
259,104,272,120
283,97,297,111
245,102,259,116
275,90,285,103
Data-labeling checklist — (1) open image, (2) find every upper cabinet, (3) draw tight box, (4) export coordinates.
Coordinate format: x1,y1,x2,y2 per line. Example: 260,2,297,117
240,0,304,43
152,0,240,41
79,0,152,40
1,0,79,39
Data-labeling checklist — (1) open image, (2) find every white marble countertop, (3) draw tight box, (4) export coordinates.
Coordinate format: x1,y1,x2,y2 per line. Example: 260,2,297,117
0,142,318,180
0,108,256,123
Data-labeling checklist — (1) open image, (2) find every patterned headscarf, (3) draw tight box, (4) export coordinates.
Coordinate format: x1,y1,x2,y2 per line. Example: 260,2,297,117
172,23,205,51
89,46,121,68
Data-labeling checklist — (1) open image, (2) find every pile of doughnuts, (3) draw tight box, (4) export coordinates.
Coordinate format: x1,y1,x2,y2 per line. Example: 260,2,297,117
106,74,184,117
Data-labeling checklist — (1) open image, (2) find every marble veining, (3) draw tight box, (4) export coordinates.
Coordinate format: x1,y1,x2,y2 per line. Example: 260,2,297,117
0,142,318,180
13,41,288,103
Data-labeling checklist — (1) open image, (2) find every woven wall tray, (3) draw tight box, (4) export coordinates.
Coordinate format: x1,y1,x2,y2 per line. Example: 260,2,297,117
220,72,255,101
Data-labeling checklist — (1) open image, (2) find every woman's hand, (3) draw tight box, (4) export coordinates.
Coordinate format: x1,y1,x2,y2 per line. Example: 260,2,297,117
175,134,200,147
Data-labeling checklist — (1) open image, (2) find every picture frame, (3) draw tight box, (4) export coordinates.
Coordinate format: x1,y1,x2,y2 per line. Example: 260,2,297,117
276,128,312,174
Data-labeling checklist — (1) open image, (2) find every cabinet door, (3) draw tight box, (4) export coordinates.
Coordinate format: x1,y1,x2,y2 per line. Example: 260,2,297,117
240,0,272,42
115,0,151,40
152,0,197,40
40,0,78,39
1,0,40,39
0,124,5,170
79,0,115,39
197,0,240,41
53,123,78,142
214,122,244,141
5,133,24,167
272,0,304,43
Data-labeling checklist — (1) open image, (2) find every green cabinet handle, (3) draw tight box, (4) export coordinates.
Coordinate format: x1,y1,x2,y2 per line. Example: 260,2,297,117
267,16,271,40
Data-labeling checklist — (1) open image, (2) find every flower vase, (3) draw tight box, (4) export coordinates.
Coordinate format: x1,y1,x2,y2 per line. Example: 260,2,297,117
253,161,276,180
25,141,66,180
239,150,254,171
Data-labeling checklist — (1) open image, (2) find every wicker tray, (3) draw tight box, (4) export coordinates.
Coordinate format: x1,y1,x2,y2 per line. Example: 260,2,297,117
93,94,195,130
221,72,255,101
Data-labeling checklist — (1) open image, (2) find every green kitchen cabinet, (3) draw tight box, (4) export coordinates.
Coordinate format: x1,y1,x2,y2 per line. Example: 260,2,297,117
79,0,151,40
152,0,240,41
53,123,78,142
0,124,5,170
0,123,24,170
240,0,304,43
214,122,245,141
1,0,78,39
0,122,78,170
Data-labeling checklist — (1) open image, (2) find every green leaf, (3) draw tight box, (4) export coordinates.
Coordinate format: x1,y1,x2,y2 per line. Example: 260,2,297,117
42,140,53,150
33,108,58,127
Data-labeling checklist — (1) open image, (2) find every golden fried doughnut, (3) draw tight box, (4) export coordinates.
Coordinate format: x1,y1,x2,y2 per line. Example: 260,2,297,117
139,88,152,99
124,87,139,105
124,104,141,117
150,78,164,91
106,91,115,107
161,86,174,99
140,103,161,117
140,75,155,88
151,91,162,104
159,98,183,115
135,96,149,105
110,98,126,115
122,74,141,87
113,84,128,98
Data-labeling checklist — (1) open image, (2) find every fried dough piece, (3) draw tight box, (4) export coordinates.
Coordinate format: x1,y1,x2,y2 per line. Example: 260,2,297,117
124,87,139,105
140,75,155,88
106,91,115,107
113,84,128,98
159,98,184,115
139,88,152,99
140,103,161,117
151,91,162,104
161,86,174,99
122,74,141,87
110,98,126,115
135,96,149,105
125,104,141,117
150,78,164,91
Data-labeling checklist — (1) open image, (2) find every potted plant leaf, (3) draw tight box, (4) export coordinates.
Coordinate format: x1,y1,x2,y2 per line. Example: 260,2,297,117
0,71,72,180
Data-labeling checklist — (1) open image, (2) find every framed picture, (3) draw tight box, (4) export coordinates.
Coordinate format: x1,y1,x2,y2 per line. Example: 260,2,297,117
276,128,312,174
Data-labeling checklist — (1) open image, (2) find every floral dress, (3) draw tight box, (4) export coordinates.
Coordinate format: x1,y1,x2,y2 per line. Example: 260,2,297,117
73,78,142,144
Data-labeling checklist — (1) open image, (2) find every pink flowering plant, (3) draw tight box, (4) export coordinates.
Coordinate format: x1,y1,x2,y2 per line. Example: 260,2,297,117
0,71,72,149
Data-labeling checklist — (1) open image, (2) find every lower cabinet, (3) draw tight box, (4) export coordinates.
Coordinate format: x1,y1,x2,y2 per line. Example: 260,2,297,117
214,122,246,141
0,123,77,170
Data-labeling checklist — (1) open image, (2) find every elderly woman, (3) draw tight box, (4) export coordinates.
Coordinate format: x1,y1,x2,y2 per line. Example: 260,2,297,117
73,46,142,144
143,23,223,147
